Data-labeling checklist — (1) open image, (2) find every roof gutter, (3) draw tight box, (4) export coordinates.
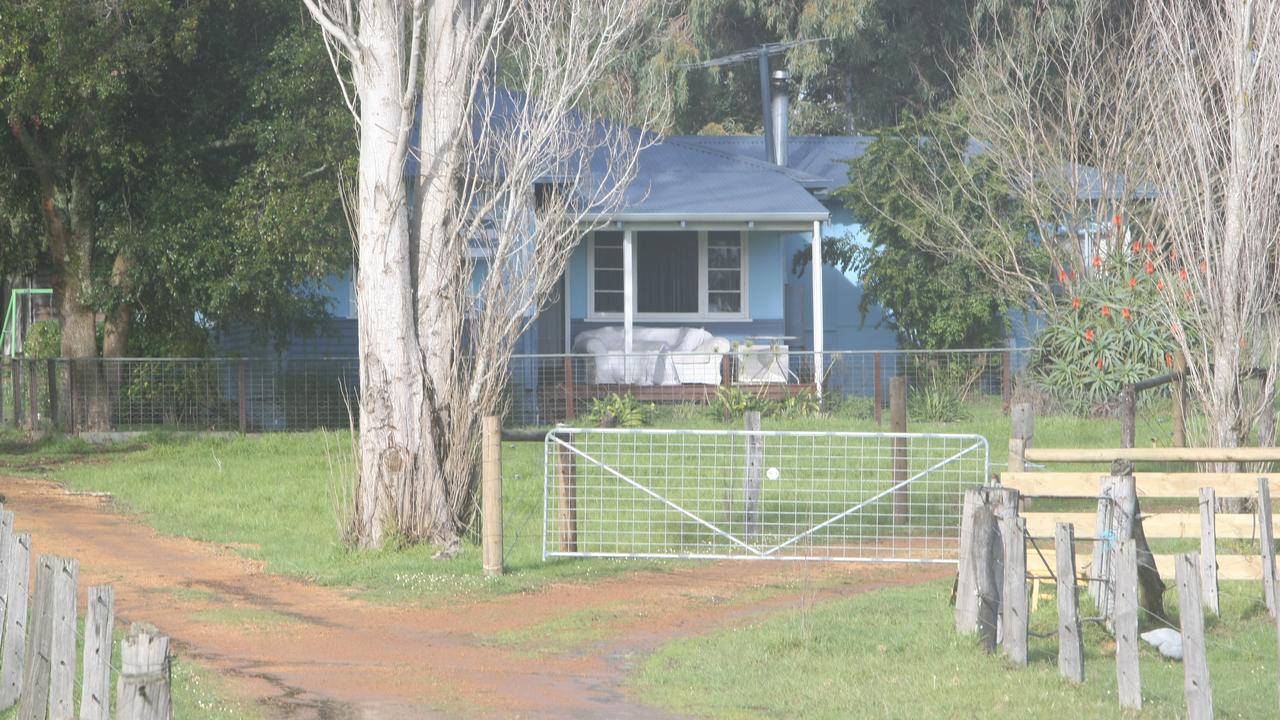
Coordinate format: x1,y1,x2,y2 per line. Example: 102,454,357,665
581,211,829,224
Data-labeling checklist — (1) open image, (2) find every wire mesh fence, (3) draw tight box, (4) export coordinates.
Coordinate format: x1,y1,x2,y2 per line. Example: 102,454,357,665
0,348,1028,433
542,427,989,562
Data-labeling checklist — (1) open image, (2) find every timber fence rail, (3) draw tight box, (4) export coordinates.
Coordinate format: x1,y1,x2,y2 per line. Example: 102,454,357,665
1,347,1032,433
0,503,174,720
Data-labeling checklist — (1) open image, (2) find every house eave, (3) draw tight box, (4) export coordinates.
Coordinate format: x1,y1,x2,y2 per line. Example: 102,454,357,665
582,211,829,229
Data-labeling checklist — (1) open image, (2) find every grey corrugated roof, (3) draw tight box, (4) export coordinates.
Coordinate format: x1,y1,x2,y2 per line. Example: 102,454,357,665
609,137,830,222
670,136,874,197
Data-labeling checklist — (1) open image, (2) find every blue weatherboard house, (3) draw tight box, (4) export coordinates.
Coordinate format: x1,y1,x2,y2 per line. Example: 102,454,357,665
222,79,906,396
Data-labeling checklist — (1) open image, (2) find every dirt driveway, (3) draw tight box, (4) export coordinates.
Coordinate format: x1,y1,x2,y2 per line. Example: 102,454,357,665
0,474,950,719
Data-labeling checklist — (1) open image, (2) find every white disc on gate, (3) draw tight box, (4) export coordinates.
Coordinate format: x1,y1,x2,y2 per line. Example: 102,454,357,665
766,467,780,481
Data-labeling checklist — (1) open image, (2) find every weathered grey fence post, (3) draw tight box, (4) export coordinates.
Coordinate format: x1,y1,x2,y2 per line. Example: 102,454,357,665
1055,522,1084,683
1115,539,1141,710
80,586,115,720
743,411,763,537
1000,513,1028,666
117,624,172,720
481,417,503,577
1009,402,1033,472
1200,487,1220,615
0,533,31,709
47,557,77,720
1260,478,1276,617
890,377,908,524
1176,553,1213,720
1094,469,1166,625
972,503,1002,654
18,556,54,720
956,487,1018,634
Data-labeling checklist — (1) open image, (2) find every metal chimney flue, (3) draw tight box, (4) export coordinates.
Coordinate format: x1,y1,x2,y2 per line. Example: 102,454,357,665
769,70,790,166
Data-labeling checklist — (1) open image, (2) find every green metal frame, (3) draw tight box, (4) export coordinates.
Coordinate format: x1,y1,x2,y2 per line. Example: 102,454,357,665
1,288,53,358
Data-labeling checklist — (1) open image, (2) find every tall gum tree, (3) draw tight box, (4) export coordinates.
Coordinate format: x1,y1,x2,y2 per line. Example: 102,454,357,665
302,0,660,548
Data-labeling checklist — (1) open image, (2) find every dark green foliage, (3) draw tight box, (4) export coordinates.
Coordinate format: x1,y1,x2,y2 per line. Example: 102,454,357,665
712,386,822,420
22,321,60,359
823,111,1021,349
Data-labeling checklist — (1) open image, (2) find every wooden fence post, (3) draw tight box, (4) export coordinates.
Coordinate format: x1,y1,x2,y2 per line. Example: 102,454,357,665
1115,539,1142,710
1009,402,1033,472
25,360,36,432
18,556,54,720
973,504,1002,654
237,359,248,433
1001,513,1028,666
1200,487,1220,615
10,359,21,431
743,411,763,538
564,356,577,420
45,359,56,433
1055,523,1084,683
80,586,115,720
1120,386,1137,449
1261,478,1276,617
481,417,503,578
956,487,1018,634
47,557,77,720
1001,350,1013,413
873,353,883,425
890,376,908,524
117,624,172,720
556,440,577,553
0,533,31,710
1176,553,1213,720
1171,352,1188,447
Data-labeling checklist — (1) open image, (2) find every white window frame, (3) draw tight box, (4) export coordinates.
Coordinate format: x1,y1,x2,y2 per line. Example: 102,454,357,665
587,229,750,322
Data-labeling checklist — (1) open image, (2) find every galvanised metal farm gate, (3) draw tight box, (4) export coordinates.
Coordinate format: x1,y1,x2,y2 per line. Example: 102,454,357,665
542,428,989,563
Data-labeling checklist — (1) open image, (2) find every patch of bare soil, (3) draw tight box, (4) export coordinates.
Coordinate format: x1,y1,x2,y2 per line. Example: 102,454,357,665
0,475,949,719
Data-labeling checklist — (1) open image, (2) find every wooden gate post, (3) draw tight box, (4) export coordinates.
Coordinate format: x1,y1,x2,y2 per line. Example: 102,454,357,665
481,417,503,577
890,376,908,524
1260,478,1277,617
556,439,578,553
1176,553,1214,720
743,411,763,537
117,624,172,720
1055,522,1084,683
1200,487,1220,615
1115,539,1142,710
80,586,115,720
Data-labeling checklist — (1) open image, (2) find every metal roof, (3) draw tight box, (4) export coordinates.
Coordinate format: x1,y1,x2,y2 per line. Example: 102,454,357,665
669,135,873,197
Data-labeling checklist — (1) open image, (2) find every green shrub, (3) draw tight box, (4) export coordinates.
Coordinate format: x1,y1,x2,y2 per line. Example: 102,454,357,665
586,393,655,428
908,375,968,422
713,386,822,420
23,320,60,358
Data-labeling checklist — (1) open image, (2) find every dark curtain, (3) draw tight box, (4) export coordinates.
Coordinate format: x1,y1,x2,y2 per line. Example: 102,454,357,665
637,231,698,313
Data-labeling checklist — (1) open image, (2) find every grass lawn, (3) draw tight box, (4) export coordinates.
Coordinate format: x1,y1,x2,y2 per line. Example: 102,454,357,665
0,400,1140,602
631,578,1279,719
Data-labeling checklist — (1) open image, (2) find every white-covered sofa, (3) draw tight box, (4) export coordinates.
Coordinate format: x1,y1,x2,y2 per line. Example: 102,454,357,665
572,326,730,385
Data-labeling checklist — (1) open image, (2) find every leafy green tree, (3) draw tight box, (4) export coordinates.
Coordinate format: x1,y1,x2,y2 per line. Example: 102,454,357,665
821,112,1020,348
644,0,974,134
0,1,351,366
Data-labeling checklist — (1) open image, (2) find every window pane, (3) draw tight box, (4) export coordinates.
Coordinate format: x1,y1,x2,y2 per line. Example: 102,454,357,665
595,231,623,247
637,231,698,313
595,292,623,313
708,246,740,269
708,231,740,247
595,247,623,269
595,269,623,291
708,292,740,313
708,269,740,291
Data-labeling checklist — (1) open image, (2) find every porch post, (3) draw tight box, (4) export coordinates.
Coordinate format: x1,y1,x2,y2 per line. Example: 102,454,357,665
623,228,634,355
811,220,824,398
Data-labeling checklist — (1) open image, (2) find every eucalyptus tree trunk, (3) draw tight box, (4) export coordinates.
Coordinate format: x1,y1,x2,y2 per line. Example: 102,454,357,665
349,0,425,548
